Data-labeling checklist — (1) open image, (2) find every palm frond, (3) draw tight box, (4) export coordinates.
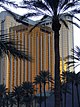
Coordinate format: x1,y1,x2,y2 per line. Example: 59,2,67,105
66,46,80,69
0,32,32,61
33,1,50,11
22,0,35,5
66,61,77,65
63,13,80,22
63,1,80,12
19,12,43,20
0,5,29,26
70,8,80,14
53,0,60,10
29,14,51,32
74,63,80,68
40,0,54,11
6,45,32,61
41,14,50,20
29,23,40,32
0,0,18,7
60,18,69,28
60,0,69,10
72,46,80,58
66,19,80,28
66,55,79,61
21,0,52,15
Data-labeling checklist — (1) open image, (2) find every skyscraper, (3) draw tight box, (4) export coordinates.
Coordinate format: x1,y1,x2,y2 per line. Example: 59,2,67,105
0,11,74,91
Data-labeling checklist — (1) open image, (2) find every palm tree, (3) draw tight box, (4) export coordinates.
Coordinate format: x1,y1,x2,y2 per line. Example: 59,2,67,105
9,92,16,107
64,71,78,107
1,0,80,107
66,46,80,107
66,46,80,69
62,71,80,107
0,84,6,107
34,75,42,107
13,85,23,107
34,71,53,107
0,19,32,61
74,72,80,107
4,92,16,107
5,93,10,107
61,83,71,107
39,71,53,107
0,28,32,61
61,72,71,107
21,95,33,107
21,81,35,107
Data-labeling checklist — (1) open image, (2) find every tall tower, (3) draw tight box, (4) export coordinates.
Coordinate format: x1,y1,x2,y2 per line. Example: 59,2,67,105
59,17,74,72
8,24,54,91
0,11,74,91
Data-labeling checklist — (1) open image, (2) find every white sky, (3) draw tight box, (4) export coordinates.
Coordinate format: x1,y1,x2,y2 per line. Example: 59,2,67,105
73,15,80,73
74,24,80,48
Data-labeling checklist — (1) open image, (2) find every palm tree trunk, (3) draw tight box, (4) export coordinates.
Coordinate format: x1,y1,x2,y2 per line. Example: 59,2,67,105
44,83,46,107
10,104,13,107
75,84,80,107
52,16,61,107
7,100,9,107
40,83,42,107
60,90,63,107
64,84,67,107
3,99,5,107
17,97,20,107
64,90,66,107
26,103,27,107
72,81,74,107
54,31,61,107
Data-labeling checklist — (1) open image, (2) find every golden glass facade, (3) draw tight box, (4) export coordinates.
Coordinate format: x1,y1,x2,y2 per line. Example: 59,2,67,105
7,25,54,91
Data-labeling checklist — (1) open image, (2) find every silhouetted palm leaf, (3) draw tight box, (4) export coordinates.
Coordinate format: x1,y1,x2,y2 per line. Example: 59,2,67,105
0,39,32,61
66,46,80,69
22,81,34,95
21,81,35,107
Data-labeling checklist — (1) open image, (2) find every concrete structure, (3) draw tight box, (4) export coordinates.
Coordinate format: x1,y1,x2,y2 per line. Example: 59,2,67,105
0,11,74,91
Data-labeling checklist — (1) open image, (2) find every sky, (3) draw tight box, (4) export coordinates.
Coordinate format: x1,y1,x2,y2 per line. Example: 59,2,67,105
74,24,80,47
73,15,80,73
73,19,80,73
0,0,80,72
